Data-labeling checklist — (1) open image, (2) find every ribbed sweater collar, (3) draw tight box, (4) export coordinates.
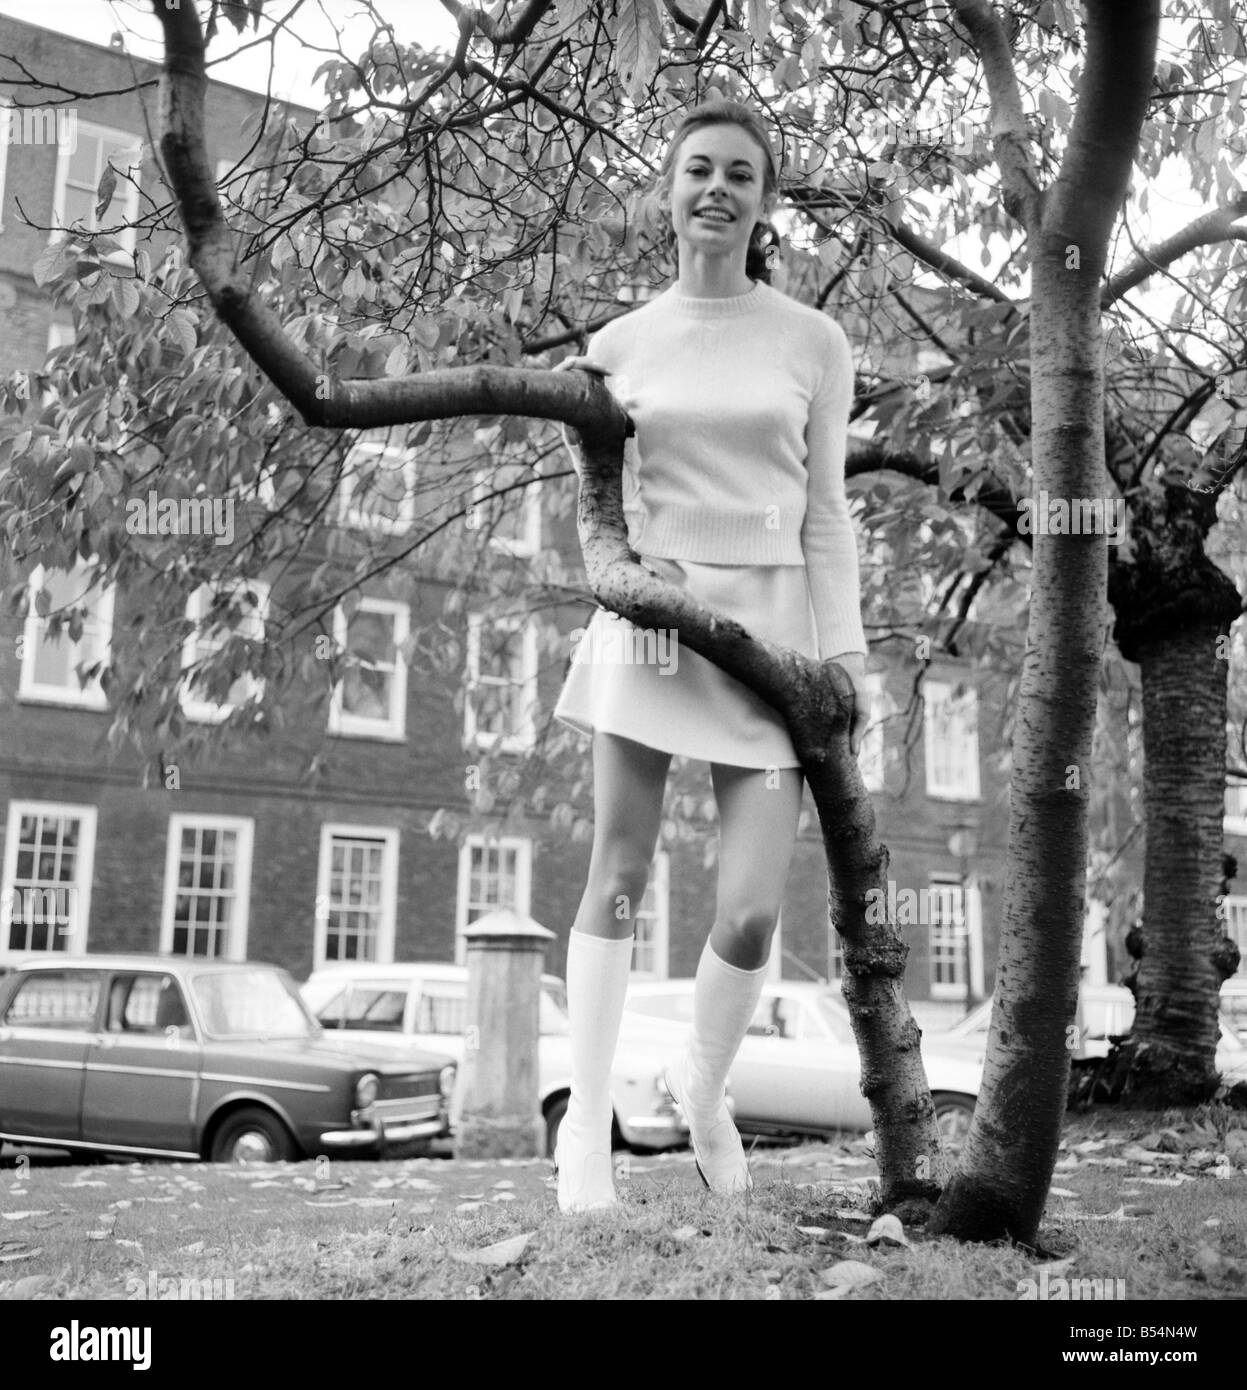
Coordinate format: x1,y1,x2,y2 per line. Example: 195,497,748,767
659,280,769,318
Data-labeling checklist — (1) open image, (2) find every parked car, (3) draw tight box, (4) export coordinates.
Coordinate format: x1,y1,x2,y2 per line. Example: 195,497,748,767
1220,978,1247,1037
0,955,456,1163
301,962,690,1156
623,979,986,1145
939,983,1247,1083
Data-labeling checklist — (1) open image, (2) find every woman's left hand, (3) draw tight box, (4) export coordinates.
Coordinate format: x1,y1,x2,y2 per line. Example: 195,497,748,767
822,652,871,757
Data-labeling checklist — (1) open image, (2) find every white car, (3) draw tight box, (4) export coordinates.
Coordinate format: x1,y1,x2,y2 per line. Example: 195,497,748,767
942,983,1247,1084
301,962,690,1156
623,979,985,1145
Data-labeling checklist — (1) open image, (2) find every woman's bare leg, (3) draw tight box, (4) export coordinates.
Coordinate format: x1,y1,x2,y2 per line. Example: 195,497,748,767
675,761,805,1192
559,731,671,1212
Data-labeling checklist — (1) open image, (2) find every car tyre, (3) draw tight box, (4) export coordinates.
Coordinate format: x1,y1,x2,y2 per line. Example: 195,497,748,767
545,1095,568,1160
209,1106,298,1164
932,1092,975,1151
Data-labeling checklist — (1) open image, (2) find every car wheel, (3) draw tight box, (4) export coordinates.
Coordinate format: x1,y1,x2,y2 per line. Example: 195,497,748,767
932,1093,975,1150
209,1107,298,1164
545,1096,568,1160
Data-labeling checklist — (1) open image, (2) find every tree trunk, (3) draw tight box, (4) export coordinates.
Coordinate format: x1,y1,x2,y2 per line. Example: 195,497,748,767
1101,483,1244,1101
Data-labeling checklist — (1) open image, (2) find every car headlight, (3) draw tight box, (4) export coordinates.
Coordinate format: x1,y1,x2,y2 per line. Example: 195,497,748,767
438,1064,456,1100
354,1073,379,1109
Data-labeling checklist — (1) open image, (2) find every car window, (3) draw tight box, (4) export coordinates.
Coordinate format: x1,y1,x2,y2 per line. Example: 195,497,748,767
4,970,101,1029
311,982,407,1031
106,973,190,1035
190,969,314,1039
416,984,468,1035
747,997,785,1037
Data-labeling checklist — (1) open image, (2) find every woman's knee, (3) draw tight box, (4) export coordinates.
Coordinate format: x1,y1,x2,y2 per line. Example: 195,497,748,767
716,902,780,956
585,851,653,922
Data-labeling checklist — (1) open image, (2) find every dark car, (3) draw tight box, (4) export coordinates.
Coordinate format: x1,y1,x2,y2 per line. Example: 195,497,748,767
0,954,456,1163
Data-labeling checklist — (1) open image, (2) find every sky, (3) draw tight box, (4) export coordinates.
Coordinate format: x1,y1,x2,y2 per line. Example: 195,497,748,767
0,0,461,106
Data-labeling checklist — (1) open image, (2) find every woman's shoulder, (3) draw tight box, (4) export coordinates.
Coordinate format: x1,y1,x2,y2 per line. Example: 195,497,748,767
758,283,849,352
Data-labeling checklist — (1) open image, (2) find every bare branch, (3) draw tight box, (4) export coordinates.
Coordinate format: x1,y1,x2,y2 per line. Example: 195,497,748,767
438,0,556,46
1102,192,1247,307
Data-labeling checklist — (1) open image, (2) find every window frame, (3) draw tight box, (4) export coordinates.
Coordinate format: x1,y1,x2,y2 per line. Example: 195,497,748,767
160,813,255,961
49,117,142,260
923,678,981,802
337,429,418,535
313,823,400,969
455,834,532,965
928,874,984,1002
18,560,114,710
463,612,539,754
328,596,410,741
180,580,270,724
630,850,670,979
0,801,98,960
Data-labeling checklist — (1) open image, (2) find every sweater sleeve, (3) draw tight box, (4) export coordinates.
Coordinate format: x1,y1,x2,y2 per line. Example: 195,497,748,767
801,317,867,659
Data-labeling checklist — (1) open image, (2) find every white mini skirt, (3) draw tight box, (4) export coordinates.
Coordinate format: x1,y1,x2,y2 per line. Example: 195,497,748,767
552,555,819,769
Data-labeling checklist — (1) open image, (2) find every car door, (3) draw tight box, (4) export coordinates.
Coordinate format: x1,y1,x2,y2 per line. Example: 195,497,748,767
729,991,869,1132
79,971,201,1154
0,968,102,1142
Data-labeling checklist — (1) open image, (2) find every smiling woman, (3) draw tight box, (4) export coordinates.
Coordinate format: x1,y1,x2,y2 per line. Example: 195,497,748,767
549,99,870,1215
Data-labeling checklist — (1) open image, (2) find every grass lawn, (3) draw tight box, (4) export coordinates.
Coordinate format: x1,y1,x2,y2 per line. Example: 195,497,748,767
1,1103,1244,1302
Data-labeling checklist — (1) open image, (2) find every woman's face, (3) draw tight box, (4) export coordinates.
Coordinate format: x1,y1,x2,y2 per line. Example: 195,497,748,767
666,123,771,267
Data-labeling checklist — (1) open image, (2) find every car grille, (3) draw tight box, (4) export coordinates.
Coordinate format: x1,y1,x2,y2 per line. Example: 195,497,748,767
379,1074,441,1101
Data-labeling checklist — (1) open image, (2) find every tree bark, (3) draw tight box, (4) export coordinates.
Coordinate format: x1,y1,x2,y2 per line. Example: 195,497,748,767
1101,483,1244,1102
930,0,1160,1245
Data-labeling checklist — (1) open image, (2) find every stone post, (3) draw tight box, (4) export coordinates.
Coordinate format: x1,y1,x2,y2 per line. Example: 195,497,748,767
454,907,555,1159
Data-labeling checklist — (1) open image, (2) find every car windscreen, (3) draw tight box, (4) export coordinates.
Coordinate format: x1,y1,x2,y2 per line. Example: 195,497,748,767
310,981,407,1030
190,969,316,1039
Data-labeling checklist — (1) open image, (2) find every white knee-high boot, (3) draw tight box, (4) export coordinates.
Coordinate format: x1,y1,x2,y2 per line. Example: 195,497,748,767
556,929,635,1213
668,937,768,1193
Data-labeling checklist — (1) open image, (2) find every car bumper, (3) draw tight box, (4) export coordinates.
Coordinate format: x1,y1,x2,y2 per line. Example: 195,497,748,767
616,1110,689,1150
319,1100,449,1150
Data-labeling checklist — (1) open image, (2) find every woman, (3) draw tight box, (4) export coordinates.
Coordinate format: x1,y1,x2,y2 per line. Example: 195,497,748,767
551,99,870,1212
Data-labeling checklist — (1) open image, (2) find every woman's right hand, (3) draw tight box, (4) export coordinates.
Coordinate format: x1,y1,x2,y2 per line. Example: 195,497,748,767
553,354,609,378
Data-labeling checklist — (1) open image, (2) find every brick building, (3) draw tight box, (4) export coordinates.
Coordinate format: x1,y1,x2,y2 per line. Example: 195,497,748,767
3,16,1193,1029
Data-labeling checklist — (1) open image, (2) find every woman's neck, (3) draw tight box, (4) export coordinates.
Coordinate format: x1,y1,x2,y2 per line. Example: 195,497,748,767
675,248,754,299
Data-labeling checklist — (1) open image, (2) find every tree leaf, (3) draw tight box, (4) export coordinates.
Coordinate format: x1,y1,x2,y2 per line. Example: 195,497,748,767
448,1232,533,1266
616,0,661,103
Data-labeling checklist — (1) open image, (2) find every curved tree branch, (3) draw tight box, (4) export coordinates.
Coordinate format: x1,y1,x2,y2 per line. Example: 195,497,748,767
1102,192,1247,308
438,0,556,47
948,0,1043,231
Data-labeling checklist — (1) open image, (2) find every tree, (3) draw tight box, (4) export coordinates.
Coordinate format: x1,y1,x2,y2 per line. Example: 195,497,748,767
4,0,1246,1244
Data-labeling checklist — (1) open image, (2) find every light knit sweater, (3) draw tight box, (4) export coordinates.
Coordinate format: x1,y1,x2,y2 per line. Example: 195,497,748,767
569,279,866,660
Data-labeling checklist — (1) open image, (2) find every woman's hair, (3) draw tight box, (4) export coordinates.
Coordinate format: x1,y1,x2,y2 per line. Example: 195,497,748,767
655,99,782,284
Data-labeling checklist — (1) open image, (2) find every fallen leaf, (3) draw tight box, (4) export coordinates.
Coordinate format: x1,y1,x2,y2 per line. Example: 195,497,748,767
865,1214,909,1248
1204,1218,1221,1227
1121,1145,1179,1166
1049,1188,1080,1198
178,1241,205,1255
448,1232,534,1267
671,1226,700,1242
818,1260,883,1291
490,1192,517,1203
492,1179,516,1190
5,1275,51,1299
114,1240,143,1252
455,1202,485,1214
0,1244,42,1263
797,1226,829,1237
1137,1173,1196,1186
1,1212,50,1222
1072,1138,1109,1153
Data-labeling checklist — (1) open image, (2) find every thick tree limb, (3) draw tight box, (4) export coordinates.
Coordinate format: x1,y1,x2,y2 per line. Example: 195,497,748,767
948,0,1043,231
1103,192,1247,307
